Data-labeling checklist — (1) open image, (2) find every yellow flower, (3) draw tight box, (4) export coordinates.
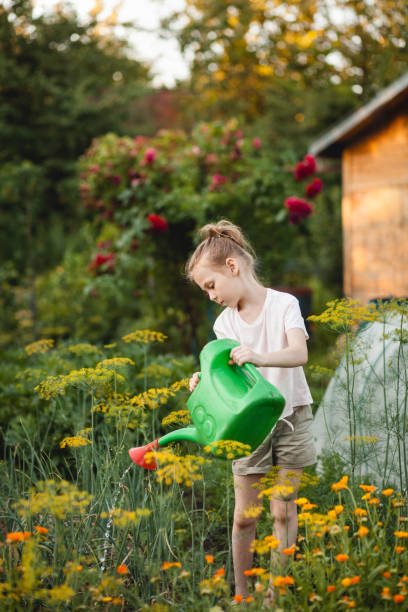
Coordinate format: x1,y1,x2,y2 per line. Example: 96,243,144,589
14,480,93,520
65,343,102,356
96,357,135,369
394,531,408,538
294,497,309,506
204,439,252,459
332,476,349,492
121,329,167,343
47,584,75,602
251,535,280,554
162,410,192,426
149,449,210,487
103,507,151,528
342,578,352,587
60,435,91,448
243,505,263,519
25,338,54,355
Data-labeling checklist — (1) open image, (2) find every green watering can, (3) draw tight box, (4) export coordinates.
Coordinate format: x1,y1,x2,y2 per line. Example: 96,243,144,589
129,339,285,469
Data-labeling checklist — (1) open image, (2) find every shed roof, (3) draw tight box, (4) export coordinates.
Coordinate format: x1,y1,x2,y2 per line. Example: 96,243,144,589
309,72,408,158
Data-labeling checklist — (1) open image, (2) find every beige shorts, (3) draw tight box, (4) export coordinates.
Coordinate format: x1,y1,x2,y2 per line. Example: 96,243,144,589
232,405,316,476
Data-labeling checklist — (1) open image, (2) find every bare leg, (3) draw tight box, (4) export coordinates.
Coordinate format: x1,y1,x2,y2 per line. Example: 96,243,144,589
232,473,265,597
270,467,302,566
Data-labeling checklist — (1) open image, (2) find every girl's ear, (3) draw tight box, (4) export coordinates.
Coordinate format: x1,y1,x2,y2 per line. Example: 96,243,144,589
225,257,239,276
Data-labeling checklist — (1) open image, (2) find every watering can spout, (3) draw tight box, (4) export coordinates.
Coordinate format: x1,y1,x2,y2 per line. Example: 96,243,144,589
157,425,201,446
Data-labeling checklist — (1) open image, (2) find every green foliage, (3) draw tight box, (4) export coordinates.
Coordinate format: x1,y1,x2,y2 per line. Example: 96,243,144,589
0,0,151,273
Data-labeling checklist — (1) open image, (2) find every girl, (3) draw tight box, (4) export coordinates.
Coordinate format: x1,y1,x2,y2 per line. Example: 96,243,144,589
186,220,316,600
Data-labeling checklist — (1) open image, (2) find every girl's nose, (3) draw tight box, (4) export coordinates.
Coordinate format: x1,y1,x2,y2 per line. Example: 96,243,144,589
209,291,217,302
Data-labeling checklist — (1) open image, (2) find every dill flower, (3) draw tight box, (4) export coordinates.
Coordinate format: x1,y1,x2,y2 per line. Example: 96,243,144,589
308,298,378,332
251,535,280,554
47,584,75,602
65,343,102,356
102,507,151,528
14,480,93,519
121,329,167,343
332,476,349,492
148,448,210,486
96,357,135,369
130,379,189,411
35,367,123,399
25,338,54,355
60,435,91,448
116,564,129,575
203,439,252,459
162,409,191,426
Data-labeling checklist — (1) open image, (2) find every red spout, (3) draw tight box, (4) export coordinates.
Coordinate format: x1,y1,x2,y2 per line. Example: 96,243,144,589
129,439,159,469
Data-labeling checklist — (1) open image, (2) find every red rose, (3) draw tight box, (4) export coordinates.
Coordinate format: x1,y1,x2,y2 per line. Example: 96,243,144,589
284,196,314,224
294,154,317,181
89,251,115,272
305,177,323,198
144,148,157,164
147,213,168,233
209,173,227,191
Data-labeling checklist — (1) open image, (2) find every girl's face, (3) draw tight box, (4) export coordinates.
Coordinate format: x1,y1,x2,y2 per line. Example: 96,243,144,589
192,256,242,308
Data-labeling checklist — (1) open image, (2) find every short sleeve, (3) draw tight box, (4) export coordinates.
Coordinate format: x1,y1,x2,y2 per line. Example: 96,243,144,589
213,310,238,341
284,297,309,339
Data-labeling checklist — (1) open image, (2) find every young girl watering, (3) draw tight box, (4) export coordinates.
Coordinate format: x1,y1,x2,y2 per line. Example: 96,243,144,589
186,219,316,599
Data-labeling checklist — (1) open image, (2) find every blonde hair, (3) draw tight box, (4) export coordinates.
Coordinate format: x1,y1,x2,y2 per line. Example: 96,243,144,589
185,219,258,280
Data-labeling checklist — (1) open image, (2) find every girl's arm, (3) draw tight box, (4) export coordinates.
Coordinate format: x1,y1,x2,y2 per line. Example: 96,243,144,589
229,328,308,368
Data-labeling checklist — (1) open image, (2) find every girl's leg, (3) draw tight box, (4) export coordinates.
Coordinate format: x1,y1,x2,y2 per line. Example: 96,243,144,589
270,467,303,567
232,473,264,597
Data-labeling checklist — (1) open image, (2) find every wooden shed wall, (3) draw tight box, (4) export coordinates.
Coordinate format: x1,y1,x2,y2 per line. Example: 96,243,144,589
342,111,408,302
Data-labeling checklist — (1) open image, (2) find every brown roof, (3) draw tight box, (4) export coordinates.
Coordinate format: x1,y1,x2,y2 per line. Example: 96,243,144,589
309,72,408,158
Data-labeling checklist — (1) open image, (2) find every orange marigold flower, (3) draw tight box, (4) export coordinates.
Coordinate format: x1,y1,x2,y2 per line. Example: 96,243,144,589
244,568,265,576
332,476,349,492
394,594,405,604
334,505,344,514
214,567,225,577
112,598,123,605
205,555,214,564
360,484,376,493
6,531,31,543
357,526,369,538
354,507,367,517
344,525,350,531
395,546,405,554
116,564,129,575
369,497,380,505
350,576,360,585
342,578,352,587
382,489,394,496
233,595,243,603
282,545,296,555
245,596,254,603
327,585,336,592
394,531,408,538
378,521,383,526
361,493,372,501
382,587,391,600
336,553,349,562
161,561,182,570
383,571,391,579
34,525,49,534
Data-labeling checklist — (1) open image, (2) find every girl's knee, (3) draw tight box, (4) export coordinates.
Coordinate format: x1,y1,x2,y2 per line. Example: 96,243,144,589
233,511,258,531
270,500,297,525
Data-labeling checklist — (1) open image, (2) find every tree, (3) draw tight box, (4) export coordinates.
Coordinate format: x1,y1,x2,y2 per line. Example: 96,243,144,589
0,0,151,273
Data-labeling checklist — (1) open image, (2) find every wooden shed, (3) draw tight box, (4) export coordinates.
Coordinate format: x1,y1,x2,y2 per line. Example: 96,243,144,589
309,72,408,303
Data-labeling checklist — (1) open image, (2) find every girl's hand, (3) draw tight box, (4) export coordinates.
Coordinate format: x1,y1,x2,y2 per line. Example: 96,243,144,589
189,371,200,392
229,345,264,367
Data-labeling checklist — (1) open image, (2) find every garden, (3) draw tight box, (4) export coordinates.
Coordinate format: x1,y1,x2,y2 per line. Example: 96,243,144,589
1,0,407,610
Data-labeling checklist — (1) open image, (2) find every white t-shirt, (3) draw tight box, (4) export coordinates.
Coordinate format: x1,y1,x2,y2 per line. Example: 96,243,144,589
213,288,313,419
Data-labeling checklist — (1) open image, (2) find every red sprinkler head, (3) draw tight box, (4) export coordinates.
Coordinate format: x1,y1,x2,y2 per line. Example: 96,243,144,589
129,439,159,470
